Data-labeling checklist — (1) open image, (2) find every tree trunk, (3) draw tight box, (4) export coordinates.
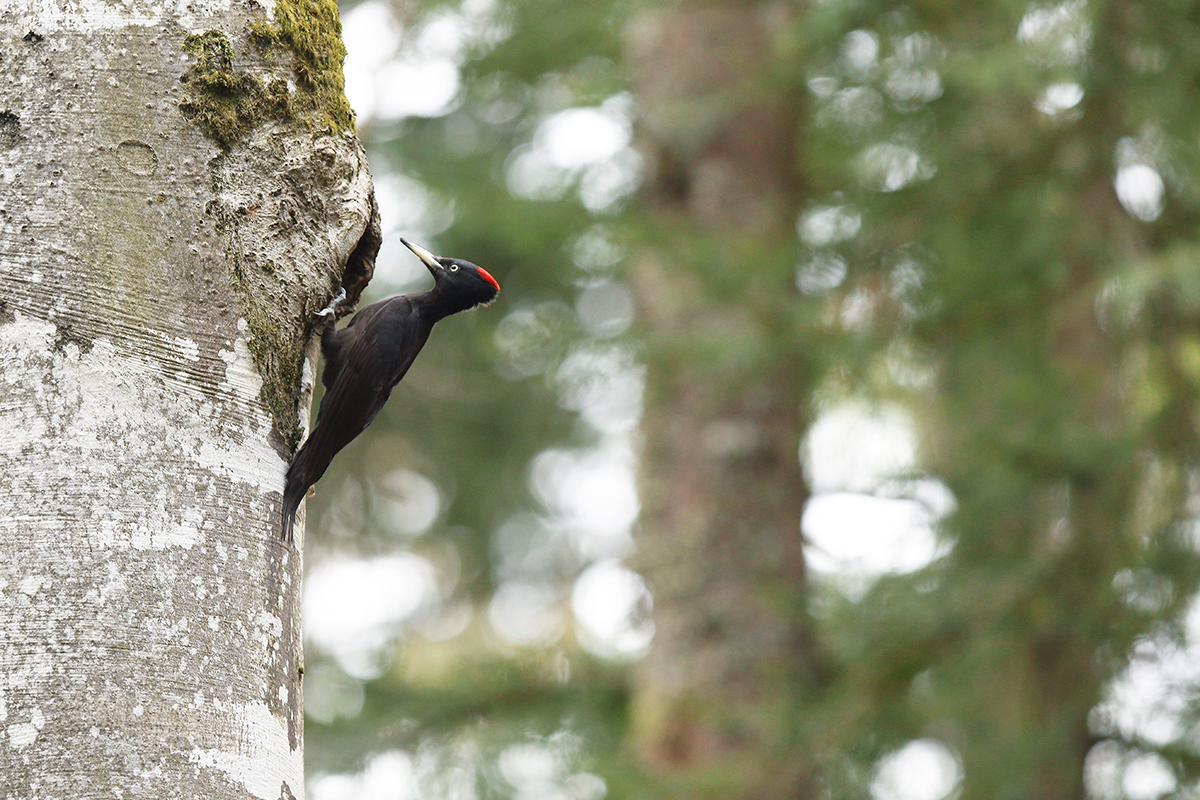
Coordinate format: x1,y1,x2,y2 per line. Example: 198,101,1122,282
0,1,376,795
626,3,822,797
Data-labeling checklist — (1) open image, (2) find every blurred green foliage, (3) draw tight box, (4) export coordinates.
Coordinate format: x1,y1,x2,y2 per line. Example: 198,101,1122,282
306,0,632,785
305,0,1200,797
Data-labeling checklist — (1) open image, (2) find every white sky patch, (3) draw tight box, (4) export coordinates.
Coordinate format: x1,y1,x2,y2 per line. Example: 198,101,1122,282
488,581,563,646
580,147,643,212
576,280,634,339
818,86,884,131
802,403,953,581
341,0,396,65
538,107,631,170
310,750,417,800
1113,135,1166,223
499,741,563,791
369,174,456,289
871,739,962,800
842,30,880,77
304,663,365,726
370,468,441,537
1086,742,1126,799
415,10,473,60
1017,0,1090,65
793,203,873,295
304,555,438,678
340,0,399,121
803,492,947,576
492,301,574,379
883,52,942,107
555,344,644,435
523,341,646,656
413,600,473,642
571,224,626,271
1036,81,1084,115
507,96,641,210
530,440,638,561
342,0,507,123
373,174,455,241
1096,597,1200,747
1082,582,1200,800
805,402,916,494
375,58,462,120
796,252,848,295
859,143,935,192
499,334,647,657
571,560,653,659
312,740,604,800
888,68,940,105
1123,753,1177,800
798,204,861,248
808,74,838,98
1115,164,1164,222
506,143,573,201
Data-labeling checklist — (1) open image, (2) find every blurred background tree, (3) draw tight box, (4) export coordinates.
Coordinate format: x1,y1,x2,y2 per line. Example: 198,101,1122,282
305,0,1200,799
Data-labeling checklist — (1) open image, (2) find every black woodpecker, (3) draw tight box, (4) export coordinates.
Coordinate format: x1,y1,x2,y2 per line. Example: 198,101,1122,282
281,238,500,542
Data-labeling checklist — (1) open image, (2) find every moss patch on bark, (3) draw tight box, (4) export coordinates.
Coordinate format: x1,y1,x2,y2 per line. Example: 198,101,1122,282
178,0,353,153
179,30,291,151
250,0,355,133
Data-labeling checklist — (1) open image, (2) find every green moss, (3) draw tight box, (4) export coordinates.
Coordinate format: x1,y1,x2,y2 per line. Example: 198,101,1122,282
224,251,309,448
179,30,292,151
278,0,352,128
249,0,355,132
178,0,353,152
184,29,234,65
178,4,357,443
247,16,281,49
201,194,310,446
244,303,307,449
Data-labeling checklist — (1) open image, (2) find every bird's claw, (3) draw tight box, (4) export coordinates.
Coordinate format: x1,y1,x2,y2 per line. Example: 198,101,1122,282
315,287,347,320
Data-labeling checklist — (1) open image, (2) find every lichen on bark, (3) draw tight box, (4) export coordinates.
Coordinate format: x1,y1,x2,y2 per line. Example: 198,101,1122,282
203,135,378,450
179,29,291,151
179,0,353,152
175,2,375,450
250,0,355,133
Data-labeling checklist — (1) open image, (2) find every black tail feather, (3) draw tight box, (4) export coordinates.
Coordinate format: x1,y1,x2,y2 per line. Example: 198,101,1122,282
281,446,308,542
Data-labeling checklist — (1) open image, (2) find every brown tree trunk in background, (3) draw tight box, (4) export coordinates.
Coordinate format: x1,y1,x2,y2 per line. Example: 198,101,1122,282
626,3,821,797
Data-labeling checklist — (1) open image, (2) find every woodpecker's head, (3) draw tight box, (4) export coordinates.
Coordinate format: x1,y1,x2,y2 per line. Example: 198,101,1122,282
401,237,500,310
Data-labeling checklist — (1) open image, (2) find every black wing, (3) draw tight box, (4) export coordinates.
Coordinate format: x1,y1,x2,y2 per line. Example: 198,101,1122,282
282,296,430,540
320,296,393,390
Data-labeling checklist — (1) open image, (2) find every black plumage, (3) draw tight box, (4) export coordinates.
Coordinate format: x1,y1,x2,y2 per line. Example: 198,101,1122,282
281,238,500,541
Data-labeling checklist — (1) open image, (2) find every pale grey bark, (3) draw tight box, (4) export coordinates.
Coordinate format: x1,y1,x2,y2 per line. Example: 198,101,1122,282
0,1,375,796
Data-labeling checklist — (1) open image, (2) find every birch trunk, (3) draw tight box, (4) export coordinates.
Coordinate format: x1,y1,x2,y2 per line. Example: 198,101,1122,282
0,1,377,795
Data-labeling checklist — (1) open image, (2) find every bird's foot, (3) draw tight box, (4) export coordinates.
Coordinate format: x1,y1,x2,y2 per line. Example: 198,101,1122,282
315,287,347,320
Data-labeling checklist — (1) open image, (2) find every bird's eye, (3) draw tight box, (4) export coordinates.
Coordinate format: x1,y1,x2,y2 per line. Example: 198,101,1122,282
449,264,459,271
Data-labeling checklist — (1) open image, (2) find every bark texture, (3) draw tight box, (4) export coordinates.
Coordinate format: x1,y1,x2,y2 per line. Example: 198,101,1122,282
0,1,375,796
